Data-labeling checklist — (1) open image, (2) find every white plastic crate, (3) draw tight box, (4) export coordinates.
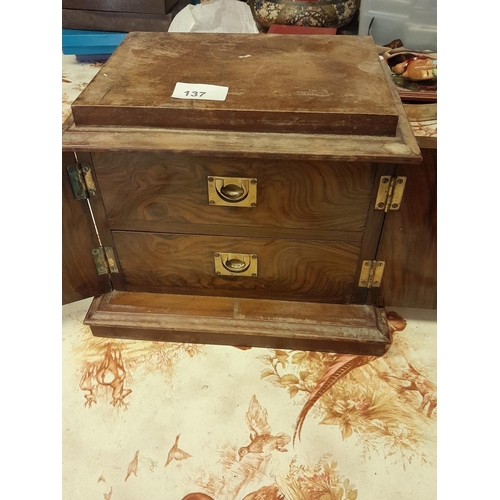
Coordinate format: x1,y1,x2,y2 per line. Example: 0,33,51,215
358,0,437,51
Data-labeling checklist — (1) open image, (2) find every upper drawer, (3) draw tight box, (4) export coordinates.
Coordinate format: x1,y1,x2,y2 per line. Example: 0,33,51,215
91,152,375,238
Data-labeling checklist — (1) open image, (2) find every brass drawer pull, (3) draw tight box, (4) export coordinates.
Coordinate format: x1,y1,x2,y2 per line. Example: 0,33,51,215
223,256,251,273
214,252,258,277
207,176,257,207
217,180,248,202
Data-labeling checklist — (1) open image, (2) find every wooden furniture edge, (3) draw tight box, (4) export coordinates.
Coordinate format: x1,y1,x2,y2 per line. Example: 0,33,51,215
83,291,391,355
62,121,422,163
417,135,437,149
380,59,422,161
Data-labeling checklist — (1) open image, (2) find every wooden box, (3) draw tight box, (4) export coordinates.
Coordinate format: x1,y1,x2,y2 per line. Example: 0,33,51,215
63,32,428,355
62,1,171,14
62,0,178,32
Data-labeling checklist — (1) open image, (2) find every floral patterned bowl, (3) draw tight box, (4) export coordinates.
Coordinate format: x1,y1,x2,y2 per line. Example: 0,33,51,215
250,0,360,28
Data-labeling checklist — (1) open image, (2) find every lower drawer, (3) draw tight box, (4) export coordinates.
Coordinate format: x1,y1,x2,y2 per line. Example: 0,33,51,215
111,231,362,303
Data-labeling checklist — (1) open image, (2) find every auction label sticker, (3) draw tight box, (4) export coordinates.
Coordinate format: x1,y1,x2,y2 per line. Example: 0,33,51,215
171,82,229,101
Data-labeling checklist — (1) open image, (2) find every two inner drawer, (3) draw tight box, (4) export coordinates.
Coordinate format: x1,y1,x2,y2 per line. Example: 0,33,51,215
91,152,376,302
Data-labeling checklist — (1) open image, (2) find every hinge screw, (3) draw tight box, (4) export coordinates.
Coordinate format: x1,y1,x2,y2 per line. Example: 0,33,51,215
377,202,385,209
382,178,389,183
397,178,404,184
391,203,399,209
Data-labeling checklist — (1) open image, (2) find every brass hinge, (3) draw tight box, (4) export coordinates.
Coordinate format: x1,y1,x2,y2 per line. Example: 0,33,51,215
67,163,97,200
375,176,406,211
92,247,119,276
358,260,385,288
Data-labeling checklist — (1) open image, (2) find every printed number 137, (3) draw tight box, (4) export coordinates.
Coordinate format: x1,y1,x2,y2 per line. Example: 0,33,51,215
185,90,206,97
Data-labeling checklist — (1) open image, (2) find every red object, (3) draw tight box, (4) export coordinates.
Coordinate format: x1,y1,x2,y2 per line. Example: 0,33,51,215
268,25,337,35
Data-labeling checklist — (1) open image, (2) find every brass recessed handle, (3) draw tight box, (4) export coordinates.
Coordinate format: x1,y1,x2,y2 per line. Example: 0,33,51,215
214,252,258,277
215,180,248,202
222,256,251,273
207,176,257,207
216,180,248,202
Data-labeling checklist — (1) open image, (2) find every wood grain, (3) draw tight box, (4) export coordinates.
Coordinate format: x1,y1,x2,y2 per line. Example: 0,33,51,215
71,33,399,136
62,0,170,14
62,123,421,164
62,152,112,304
84,291,391,355
77,152,127,291
91,151,374,235
62,9,172,32
111,231,362,303
350,162,398,304
374,148,437,308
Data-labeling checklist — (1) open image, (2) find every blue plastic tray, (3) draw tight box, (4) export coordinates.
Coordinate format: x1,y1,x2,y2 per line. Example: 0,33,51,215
62,29,127,55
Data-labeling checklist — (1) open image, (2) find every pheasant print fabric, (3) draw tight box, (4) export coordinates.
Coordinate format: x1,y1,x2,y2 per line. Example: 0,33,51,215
62,298,436,499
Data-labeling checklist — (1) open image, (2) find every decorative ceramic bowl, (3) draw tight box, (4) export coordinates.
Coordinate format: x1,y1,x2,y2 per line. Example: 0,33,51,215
250,0,360,28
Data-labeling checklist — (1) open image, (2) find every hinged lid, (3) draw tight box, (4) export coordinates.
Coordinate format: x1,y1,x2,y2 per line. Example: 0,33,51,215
71,32,400,136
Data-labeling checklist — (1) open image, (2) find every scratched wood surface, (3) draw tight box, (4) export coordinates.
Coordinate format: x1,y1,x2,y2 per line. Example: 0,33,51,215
71,32,400,136
84,291,391,354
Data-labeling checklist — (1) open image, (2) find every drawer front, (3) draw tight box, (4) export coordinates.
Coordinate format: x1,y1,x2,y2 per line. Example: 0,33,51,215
92,152,374,238
112,231,362,303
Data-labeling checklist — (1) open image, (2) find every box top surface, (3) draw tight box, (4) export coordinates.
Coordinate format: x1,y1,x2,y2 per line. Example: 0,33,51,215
71,32,400,136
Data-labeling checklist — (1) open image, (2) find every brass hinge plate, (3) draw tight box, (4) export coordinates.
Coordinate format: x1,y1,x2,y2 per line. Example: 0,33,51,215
375,176,406,211
92,247,119,276
358,260,385,288
66,163,97,200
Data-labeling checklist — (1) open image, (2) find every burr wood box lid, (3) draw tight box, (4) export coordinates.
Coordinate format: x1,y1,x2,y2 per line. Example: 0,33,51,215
70,32,400,136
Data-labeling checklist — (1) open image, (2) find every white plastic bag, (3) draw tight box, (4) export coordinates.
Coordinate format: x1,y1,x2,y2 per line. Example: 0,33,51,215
168,0,259,34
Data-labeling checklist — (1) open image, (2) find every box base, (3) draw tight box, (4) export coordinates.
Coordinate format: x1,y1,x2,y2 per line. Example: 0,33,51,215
84,291,392,355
